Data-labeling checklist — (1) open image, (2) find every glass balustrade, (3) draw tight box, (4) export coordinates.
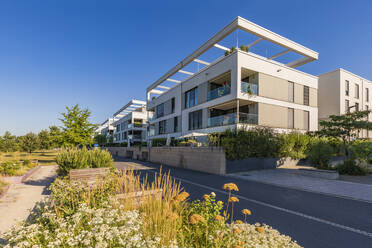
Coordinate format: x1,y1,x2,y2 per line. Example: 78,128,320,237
241,82,258,95
208,112,258,127
208,85,231,101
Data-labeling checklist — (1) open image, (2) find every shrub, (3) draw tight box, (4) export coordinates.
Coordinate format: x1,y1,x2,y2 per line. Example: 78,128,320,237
55,148,113,176
151,138,167,147
308,141,334,169
278,132,313,159
337,159,367,176
349,140,372,162
0,161,24,176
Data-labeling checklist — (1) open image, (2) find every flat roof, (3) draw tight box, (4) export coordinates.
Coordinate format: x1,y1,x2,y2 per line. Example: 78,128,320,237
113,99,146,120
318,68,372,84
147,16,318,96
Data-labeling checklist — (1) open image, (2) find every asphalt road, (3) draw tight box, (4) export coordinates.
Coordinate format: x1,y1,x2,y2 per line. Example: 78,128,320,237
114,157,372,248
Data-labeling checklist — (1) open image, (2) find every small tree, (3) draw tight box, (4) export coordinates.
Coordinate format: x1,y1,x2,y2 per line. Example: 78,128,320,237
49,126,62,148
38,130,51,150
19,132,40,154
2,131,18,153
317,110,372,160
59,104,96,147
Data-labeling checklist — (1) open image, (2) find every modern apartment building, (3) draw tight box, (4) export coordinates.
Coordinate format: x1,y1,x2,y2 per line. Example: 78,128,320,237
111,99,149,144
318,68,372,138
146,16,319,142
96,118,115,141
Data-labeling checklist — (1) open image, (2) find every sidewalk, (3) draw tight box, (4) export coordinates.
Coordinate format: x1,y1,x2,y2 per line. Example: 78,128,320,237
228,169,372,203
0,165,57,235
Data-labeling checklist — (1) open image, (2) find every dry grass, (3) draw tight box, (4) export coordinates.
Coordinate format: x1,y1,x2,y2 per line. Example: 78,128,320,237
0,174,9,195
0,150,59,165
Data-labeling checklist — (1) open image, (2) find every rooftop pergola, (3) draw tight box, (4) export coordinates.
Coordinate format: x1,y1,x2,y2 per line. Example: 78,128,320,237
147,16,318,99
112,99,146,121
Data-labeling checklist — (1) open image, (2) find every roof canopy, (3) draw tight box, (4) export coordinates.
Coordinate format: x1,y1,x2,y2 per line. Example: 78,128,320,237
113,99,146,121
147,16,318,99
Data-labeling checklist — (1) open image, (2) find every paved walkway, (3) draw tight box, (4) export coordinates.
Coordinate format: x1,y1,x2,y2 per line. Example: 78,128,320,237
229,169,372,203
0,165,57,235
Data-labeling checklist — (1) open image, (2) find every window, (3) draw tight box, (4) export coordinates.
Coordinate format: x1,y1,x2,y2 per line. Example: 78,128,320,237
116,124,120,132
171,98,175,113
345,80,349,96
366,106,369,121
156,103,164,118
174,116,178,132
288,108,294,129
304,111,309,131
355,84,359,99
366,88,369,102
288,82,294,102
303,86,309,106
345,100,349,113
159,120,166,134
185,87,198,108
355,102,359,112
189,110,202,130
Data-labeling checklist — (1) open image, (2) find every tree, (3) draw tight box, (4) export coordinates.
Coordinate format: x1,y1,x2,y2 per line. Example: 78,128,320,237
59,104,96,147
49,126,62,148
94,134,107,146
317,110,372,160
38,129,51,150
2,131,18,153
19,132,40,153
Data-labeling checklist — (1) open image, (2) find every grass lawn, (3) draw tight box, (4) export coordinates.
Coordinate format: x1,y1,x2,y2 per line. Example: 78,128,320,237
0,150,59,166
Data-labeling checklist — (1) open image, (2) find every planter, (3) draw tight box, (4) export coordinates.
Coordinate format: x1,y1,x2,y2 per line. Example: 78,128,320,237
69,168,110,183
2,165,42,184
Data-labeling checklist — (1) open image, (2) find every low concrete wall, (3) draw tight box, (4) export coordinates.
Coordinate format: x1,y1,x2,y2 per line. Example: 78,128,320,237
106,147,226,175
297,168,339,180
226,158,278,173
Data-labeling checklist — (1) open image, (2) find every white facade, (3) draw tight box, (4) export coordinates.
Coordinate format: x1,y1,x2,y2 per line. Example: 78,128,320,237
318,68,372,138
146,17,319,141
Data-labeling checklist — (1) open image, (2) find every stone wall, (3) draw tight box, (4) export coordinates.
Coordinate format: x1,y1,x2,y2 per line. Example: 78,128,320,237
106,146,226,175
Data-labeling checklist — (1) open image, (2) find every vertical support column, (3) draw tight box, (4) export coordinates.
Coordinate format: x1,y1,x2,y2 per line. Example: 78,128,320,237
236,99,240,125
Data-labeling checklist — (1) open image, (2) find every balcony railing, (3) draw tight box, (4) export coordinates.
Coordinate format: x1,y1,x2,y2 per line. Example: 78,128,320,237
208,112,258,127
241,82,258,95
208,84,231,101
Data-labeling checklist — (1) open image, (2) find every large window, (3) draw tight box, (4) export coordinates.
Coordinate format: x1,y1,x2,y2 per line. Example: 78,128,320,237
345,80,349,96
366,88,369,102
185,87,198,109
355,84,359,99
159,120,166,134
174,116,178,133
288,82,294,102
304,111,309,131
288,108,294,129
171,98,175,113
345,99,349,113
116,124,120,132
189,110,202,130
303,86,309,106
355,102,359,112
156,103,164,118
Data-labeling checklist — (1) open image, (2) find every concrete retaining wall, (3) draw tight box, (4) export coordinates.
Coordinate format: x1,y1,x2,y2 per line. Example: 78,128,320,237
226,158,279,173
106,147,226,175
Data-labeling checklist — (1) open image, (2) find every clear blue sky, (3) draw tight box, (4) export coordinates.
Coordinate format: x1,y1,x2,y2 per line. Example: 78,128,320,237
1,0,371,136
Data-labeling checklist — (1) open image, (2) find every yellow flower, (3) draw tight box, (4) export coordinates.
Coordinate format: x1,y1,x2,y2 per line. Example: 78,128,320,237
234,228,242,234
189,214,205,224
256,226,265,233
217,201,223,206
241,209,251,215
203,194,210,200
235,220,243,224
228,196,239,203
214,215,224,221
174,192,189,202
222,183,239,191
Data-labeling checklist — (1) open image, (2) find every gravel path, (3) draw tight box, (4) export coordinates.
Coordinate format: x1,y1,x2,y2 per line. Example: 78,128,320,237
0,165,57,235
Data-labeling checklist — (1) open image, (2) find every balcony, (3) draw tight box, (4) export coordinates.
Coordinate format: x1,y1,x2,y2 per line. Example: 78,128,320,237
208,84,231,101
241,82,258,95
208,112,258,127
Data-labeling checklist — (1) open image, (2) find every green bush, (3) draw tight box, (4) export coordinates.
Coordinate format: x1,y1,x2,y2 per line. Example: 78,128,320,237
278,132,314,159
152,138,167,147
0,161,22,176
337,159,367,176
307,141,334,169
55,148,114,176
23,159,32,168
349,140,372,162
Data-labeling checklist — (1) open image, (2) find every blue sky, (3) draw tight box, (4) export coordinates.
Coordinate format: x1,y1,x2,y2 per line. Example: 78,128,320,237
1,0,371,135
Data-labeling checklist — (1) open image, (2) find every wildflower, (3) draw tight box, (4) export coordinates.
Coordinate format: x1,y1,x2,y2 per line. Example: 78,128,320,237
234,228,242,234
211,192,216,197
222,183,239,191
174,192,189,202
228,196,239,203
256,226,265,233
217,200,223,205
214,215,224,221
241,209,251,215
189,214,205,224
235,220,243,224
203,194,210,200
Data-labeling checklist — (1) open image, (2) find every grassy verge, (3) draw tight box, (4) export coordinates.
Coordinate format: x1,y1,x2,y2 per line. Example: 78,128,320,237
0,150,59,166
0,174,9,195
